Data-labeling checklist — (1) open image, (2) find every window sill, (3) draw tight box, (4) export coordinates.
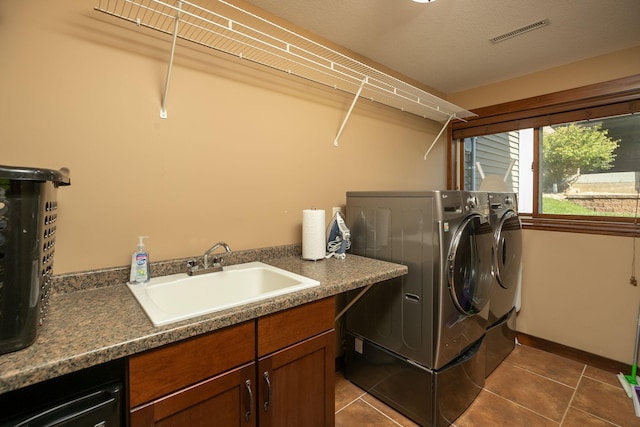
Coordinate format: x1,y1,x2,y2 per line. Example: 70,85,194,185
520,215,640,237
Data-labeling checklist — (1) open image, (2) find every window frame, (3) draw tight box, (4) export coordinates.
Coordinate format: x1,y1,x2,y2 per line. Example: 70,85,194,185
448,74,640,237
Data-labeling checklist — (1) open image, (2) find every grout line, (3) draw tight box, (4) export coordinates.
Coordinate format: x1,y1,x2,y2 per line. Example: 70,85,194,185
567,406,624,427
501,358,585,389
359,396,405,427
565,369,627,426
334,391,368,415
559,364,587,425
481,388,561,425
489,356,625,426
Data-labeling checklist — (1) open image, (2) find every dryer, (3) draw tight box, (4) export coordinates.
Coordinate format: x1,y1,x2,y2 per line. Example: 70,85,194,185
486,192,523,376
344,190,493,426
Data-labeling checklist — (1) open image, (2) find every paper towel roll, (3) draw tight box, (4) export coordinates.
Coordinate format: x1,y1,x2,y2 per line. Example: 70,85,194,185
302,209,326,260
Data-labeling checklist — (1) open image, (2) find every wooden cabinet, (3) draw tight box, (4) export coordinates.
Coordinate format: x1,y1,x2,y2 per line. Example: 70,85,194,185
128,297,336,427
129,321,256,426
258,331,334,427
257,297,335,427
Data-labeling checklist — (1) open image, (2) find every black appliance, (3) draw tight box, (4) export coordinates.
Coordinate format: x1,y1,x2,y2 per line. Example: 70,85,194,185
0,359,124,426
0,165,70,354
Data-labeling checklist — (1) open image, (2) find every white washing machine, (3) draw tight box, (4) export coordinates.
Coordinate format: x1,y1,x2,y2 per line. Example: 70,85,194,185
486,192,523,376
344,190,494,426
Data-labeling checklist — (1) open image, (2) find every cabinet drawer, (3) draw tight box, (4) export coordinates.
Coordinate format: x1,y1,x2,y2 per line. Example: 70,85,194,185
129,321,255,407
257,297,335,357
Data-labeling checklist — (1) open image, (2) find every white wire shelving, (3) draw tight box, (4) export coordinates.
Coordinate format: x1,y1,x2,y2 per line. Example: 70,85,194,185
94,0,475,149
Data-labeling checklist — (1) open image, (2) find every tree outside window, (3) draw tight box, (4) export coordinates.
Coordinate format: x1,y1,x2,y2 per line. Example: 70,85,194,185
541,123,619,193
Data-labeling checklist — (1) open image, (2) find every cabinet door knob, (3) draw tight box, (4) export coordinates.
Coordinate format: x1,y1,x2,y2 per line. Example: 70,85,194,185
244,379,253,421
263,371,272,412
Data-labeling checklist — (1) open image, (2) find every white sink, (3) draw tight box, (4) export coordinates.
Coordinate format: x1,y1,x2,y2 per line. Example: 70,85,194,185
127,261,320,326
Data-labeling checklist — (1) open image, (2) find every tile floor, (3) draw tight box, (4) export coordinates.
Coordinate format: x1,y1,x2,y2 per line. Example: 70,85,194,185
335,343,640,426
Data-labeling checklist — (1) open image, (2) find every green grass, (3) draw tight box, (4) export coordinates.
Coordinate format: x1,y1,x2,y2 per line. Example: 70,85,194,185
541,197,596,215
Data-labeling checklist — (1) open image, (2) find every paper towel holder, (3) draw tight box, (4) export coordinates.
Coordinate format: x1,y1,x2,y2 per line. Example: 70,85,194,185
302,209,326,261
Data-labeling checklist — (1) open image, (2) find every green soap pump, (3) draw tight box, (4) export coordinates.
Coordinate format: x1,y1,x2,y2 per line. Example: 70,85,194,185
129,236,150,284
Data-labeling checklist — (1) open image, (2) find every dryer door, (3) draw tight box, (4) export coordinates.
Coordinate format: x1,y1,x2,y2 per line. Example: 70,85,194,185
448,214,493,315
495,210,523,290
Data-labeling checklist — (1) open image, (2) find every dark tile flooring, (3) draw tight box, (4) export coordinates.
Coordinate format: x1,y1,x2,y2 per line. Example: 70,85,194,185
335,343,640,426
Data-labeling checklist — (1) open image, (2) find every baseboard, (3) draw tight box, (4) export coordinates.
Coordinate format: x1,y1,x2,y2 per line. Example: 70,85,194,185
516,332,631,374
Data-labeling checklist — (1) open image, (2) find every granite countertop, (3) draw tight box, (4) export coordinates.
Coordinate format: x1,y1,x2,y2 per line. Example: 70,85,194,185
0,253,407,394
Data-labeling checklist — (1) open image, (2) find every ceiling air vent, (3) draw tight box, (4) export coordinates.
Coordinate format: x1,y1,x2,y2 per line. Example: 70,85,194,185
489,19,550,44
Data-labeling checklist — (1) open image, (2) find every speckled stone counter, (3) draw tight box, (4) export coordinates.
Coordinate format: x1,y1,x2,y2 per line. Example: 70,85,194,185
0,250,406,394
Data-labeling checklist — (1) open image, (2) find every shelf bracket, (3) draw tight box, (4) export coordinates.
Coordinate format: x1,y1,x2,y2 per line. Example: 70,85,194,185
423,113,454,160
160,1,182,119
335,281,375,323
334,79,366,147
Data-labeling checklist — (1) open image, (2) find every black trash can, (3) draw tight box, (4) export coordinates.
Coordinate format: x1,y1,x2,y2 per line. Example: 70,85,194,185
0,165,70,355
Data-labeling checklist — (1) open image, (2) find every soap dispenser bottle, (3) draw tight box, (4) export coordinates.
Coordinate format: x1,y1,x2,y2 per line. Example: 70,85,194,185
130,236,150,284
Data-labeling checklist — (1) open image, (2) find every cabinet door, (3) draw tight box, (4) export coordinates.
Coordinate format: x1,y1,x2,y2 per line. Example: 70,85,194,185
130,362,256,427
258,330,335,427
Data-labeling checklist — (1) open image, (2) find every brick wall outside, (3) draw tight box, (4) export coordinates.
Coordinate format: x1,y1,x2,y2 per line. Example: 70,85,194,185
566,194,640,215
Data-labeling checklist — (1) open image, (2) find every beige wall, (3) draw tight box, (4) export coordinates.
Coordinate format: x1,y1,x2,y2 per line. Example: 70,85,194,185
448,46,640,109
1,0,446,273
450,50,640,363
519,231,640,363
3,0,640,364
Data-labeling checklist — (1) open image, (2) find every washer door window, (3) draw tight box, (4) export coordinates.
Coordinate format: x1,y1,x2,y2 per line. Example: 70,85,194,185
495,210,523,289
448,214,493,315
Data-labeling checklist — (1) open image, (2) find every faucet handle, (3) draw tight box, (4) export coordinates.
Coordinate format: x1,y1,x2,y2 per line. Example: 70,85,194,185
187,259,198,274
211,256,224,267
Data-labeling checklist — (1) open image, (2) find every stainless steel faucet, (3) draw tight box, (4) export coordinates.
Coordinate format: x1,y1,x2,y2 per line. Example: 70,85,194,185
203,242,232,269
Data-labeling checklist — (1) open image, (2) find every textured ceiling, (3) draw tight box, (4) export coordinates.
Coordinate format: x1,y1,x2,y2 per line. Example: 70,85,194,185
242,0,640,94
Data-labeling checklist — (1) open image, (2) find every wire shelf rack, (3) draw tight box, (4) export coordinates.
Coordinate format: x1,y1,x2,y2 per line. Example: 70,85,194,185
94,0,475,145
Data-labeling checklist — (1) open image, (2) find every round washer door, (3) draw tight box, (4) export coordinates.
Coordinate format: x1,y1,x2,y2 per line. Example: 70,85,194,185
447,214,493,315
495,210,523,289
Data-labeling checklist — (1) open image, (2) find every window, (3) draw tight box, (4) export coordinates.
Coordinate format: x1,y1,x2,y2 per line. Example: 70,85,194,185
450,75,640,236
462,130,532,211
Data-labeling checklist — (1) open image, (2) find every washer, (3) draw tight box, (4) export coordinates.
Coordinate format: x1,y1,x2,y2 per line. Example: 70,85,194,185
439,190,493,366
344,190,494,426
486,192,523,376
